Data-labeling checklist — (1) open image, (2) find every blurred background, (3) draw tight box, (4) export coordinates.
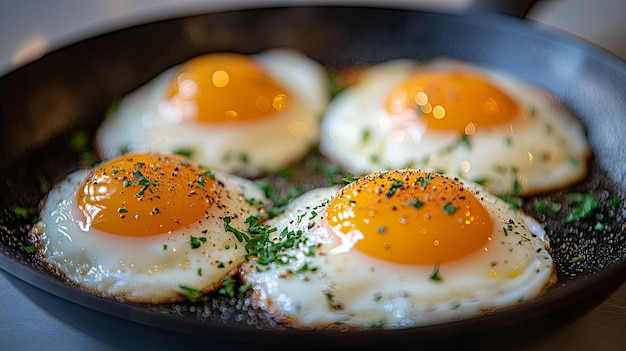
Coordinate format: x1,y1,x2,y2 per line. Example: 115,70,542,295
1,0,625,350
1,0,625,76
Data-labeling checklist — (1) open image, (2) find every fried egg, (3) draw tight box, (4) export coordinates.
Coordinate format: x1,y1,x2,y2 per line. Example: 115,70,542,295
96,49,328,176
320,59,590,196
29,152,269,304
240,169,555,329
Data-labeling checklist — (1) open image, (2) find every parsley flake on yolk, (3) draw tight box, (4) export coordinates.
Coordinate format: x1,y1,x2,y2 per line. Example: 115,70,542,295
325,170,494,265
165,53,289,124
77,153,219,237
385,68,520,133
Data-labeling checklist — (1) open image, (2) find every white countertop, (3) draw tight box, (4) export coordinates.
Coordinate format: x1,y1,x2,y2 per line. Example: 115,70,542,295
1,1,625,350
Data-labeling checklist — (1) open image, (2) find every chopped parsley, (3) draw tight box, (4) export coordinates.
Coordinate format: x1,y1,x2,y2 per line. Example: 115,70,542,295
224,216,249,242
218,277,237,298
502,225,513,236
570,254,584,263
12,206,30,220
566,192,601,223
190,235,207,249
429,261,443,281
202,170,216,180
194,175,207,189
377,226,387,234
173,148,194,158
497,167,524,210
326,69,344,98
20,243,36,254
413,173,432,190
239,153,249,164
322,290,344,311
611,195,621,209
534,200,561,216
361,128,371,144
118,208,128,214
178,286,204,303
442,202,457,214
276,168,293,179
245,197,265,206
385,179,404,198
123,168,157,196
406,197,424,209
255,179,303,218
594,222,608,231
342,173,359,183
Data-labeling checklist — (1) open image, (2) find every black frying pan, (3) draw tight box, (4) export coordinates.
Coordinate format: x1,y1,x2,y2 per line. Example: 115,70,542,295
1,5,625,350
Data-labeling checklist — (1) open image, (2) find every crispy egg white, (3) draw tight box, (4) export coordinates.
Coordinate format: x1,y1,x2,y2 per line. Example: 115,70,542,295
29,152,269,304
320,59,590,196
96,49,328,176
240,169,555,329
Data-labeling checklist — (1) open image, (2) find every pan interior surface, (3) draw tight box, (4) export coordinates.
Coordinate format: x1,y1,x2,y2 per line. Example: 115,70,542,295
1,6,625,346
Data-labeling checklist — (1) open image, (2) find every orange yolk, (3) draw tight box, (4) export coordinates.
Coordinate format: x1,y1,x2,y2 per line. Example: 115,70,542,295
325,170,493,265
77,153,218,237
384,68,520,133
164,53,289,123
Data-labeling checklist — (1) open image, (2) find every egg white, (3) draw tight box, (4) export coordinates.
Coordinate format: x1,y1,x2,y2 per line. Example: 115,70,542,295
29,168,269,304
320,59,590,196
96,48,328,176
240,174,555,329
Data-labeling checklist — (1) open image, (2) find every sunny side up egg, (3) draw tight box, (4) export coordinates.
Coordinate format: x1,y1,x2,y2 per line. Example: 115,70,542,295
96,49,328,176
28,152,269,304
239,169,555,329
320,59,591,196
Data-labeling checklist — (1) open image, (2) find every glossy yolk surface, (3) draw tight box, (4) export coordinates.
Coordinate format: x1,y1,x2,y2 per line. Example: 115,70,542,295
77,153,218,237
325,170,493,265
384,68,520,133
165,53,289,123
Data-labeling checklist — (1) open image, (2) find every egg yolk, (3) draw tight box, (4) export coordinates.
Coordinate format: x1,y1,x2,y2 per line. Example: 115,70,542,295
325,170,493,265
164,53,289,123
77,153,218,237
384,68,520,133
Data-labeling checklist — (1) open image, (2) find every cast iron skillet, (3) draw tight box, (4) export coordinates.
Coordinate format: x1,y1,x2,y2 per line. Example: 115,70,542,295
1,5,625,350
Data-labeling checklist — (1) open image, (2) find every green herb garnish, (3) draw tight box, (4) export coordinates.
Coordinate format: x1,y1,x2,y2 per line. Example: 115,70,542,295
190,236,207,249
218,277,237,298
173,148,194,158
20,244,36,254
442,202,457,214
385,179,404,198
361,128,371,144
12,206,30,220
413,173,432,190
179,286,204,303
566,192,601,223
534,200,562,216
322,290,344,311
406,198,424,209
342,173,359,183
429,261,443,281
570,254,584,263
224,216,250,242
